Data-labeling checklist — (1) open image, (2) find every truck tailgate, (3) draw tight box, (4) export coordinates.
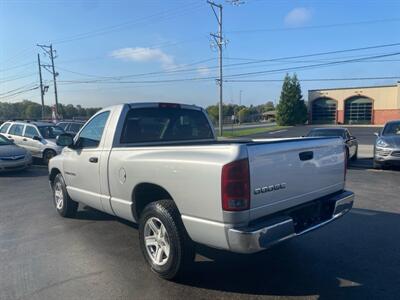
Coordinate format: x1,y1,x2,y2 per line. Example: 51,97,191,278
247,137,345,221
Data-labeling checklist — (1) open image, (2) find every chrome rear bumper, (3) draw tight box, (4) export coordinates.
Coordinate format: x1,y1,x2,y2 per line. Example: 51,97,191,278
227,190,354,253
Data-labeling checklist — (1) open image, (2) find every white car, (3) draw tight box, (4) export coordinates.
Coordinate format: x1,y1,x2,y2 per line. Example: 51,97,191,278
0,121,65,164
48,102,354,279
0,134,32,172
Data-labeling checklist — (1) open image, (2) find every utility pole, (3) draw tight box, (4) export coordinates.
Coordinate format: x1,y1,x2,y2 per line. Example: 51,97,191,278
208,0,224,136
37,44,59,118
37,54,45,119
239,90,242,106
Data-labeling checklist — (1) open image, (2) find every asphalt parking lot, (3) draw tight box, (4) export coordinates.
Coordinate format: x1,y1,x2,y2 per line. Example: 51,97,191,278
1,125,399,300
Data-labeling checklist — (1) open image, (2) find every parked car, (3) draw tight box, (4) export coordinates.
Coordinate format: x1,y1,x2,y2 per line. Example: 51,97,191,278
0,121,66,164
48,102,354,279
373,120,400,169
306,128,358,161
0,134,32,172
57,121,85,137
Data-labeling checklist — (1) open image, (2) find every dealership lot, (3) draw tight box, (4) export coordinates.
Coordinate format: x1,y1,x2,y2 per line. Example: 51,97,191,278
1,126,399,300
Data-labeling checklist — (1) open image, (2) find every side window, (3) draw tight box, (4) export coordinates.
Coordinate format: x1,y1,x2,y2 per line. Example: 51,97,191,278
0,123,11,133
24,126,40,138
69,123,83,133
77,112,110,148
9,124,24,136
58,123,68,130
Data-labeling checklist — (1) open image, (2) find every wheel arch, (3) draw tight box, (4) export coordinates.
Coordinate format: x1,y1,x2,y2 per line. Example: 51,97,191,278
49,167,61,185
132,182,175,221
43,148,56,157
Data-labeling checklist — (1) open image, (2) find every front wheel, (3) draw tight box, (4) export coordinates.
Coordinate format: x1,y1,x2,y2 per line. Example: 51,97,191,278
52,173,78,218
43,149,56,165
139,200,194,280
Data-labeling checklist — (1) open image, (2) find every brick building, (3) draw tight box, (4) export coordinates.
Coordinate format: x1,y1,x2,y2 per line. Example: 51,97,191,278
308,82,400,125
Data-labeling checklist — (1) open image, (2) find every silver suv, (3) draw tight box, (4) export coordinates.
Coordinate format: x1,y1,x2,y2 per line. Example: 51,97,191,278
0,121,65,164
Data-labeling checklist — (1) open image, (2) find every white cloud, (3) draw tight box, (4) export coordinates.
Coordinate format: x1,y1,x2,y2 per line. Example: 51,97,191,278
110,47,176,69
197,66,211,76
284,7,312,27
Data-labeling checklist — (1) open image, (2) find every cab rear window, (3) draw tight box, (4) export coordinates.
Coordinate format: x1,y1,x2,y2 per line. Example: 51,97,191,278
120,107,213,144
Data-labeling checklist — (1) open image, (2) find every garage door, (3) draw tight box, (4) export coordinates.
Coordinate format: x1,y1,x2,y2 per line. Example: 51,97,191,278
344,97,373,124
311,98,337,124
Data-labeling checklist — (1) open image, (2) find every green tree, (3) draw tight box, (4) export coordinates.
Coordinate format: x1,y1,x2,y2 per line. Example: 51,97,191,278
206,104,219,124
0,100,101,120
264,101,275,112
276,74,308,126
238,107,250,123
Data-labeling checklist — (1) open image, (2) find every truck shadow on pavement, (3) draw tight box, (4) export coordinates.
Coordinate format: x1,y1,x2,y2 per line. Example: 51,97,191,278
176,208,400,300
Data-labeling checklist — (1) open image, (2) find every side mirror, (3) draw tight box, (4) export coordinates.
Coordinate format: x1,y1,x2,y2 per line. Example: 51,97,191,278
349,136,356,140
374,132,379,137
56,133,74,147
33,135,41,141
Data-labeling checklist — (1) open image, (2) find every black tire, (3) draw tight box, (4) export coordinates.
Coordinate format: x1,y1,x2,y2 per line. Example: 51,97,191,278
139,200,194,280
52,173,78,218
43,149,56,165
345,148,350,162
373,160,382,169
351,147,358,161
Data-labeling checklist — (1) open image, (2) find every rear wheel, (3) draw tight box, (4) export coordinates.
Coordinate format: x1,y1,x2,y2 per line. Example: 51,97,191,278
373,160,382,169
351,147,358,161
139,200,194,280
43,149,56,165
52,173,78,218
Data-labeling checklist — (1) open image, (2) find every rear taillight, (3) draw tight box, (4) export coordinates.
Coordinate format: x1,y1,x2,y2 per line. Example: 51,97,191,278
221,159,250,211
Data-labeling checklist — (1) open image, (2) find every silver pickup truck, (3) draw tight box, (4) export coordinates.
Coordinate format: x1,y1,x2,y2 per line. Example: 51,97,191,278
48,102,354,279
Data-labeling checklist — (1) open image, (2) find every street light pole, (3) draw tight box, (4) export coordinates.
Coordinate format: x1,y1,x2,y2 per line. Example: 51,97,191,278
208,1,224,136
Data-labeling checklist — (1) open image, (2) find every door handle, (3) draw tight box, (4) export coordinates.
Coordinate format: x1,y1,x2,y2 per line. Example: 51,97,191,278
23,138,27,141
299,151,314,161
89,157,98,163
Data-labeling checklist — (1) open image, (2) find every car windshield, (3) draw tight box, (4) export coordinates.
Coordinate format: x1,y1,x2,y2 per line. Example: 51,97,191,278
0,134,13,146
38,125,64,139
307,129,345,138
382,122,400,136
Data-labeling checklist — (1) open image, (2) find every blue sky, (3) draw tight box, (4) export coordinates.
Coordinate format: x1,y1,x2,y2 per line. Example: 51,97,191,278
1,0,400,108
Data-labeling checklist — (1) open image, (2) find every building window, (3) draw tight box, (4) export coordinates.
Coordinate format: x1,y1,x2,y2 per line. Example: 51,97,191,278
344,97,373,125
311,98,337,124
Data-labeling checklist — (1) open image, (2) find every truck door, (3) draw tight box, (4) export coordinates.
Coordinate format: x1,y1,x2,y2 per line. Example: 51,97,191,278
62,111,110,211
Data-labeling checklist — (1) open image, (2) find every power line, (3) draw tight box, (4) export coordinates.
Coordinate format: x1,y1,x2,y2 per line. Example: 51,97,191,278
0,82,38,96
50,2,203,45
227,17,400,34
0,73,36,83
0,61,36,73
55,51,400,85
37,44,60,116
216,42,400,69
0,47,35,66
56,58,216,80
224,76,400,83
0,86,39,100
52,42,400,83
223,52,400,78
